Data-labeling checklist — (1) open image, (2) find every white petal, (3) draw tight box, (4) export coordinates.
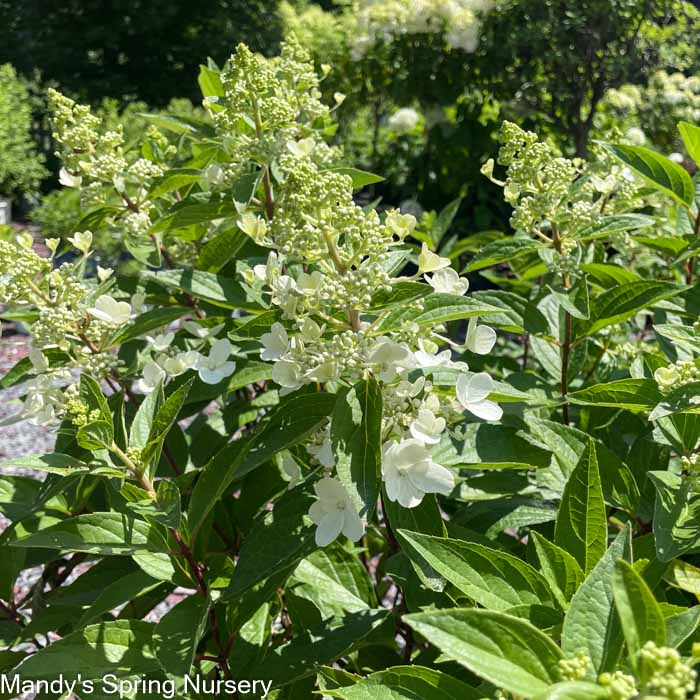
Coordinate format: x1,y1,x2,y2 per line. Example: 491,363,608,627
408,460,455,497
469,325,497,355
466,399,503,422
210,338,232,364
457,372,493,404
308,500,326,524
315,510,344,547
342,509,365,542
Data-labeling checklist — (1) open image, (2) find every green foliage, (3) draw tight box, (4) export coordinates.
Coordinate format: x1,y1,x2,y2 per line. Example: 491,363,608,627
3,25,700,700
0,64,46,200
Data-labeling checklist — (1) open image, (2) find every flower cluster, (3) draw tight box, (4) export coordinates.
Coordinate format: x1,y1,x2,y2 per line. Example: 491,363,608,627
654,359,700,392
350,0,497,59
638,641,697,700
601,71,700,154
484,121,641,264
211,41,503,546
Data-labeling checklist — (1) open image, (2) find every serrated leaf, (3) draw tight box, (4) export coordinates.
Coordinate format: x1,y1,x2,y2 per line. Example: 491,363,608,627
6,620,158,681
569,378,662,412
0,454,90,476
648,471,700,561
9,513,167,555
613,559,666,667
325,665,481,699
332,377,382,518
531,531,584,609
554,440,607,574
377,293,500,332
404,609,563,696
581,281,684,336
465,238,540,272
397,530,556,610
574,213,654,240
109,306,191,347
602,143,695,206
562,527,632,673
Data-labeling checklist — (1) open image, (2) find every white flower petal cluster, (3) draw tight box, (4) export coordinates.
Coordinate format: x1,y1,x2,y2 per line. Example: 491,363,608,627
87,294,132,326
349,0,496,58
308,477,364,546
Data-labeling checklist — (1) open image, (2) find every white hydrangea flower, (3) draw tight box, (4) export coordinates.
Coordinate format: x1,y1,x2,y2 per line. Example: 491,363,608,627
97,266,113,282
464,317,497,355
305,361,340,383
382,439,455,508
388,107,420,132
409,408,446,445
287,137,315,158
87,294,132,326
418,243,451,274
308,477,364,546
413,339,453,369
59,167,82,188
238,211,268,244
135,361,166,393
146,332,175,352
196,338,236,384
260,322,289,361
67,230,93,254
369,338,414,381
272,359,304,393
162,350,200,377
385,210,417,239
456,372,503,421
425,267,469,295
183,321,225,340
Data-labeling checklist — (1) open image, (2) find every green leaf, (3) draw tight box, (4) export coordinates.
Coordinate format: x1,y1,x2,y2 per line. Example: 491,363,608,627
6,620,158,682
679,121,700,165
0,454,90,476
154,594,210,677
648,471,700,561
569,379,662,412
76,420,114,451
612,559,666,667
148,168,201,199
329,167,384,188
76,570,161,627
581,281,684,336
574,213,654,240
533,682,610,700
602,143,695,206
198,64,223,98
554,440,607,575
332,377,382,518
142,377,194,467
531,532,584,609
580,263,640,288
465,238,540,272
9,513,167,555
291,544,375,618
397,530,556,610
326,665,481,699
188,392,336,535
144,268,259,310
225,485,317,598
377,293,499,332
151,200,236,233
129,383,162,451
197,226,248,272
403,609,563,696
250,609,390,687
666,606,700,649
109,306,190,346
562,527,632,673
432,197,462,247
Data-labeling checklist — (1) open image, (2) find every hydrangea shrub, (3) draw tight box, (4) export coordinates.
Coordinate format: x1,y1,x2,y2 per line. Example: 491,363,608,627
1,38,700,699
